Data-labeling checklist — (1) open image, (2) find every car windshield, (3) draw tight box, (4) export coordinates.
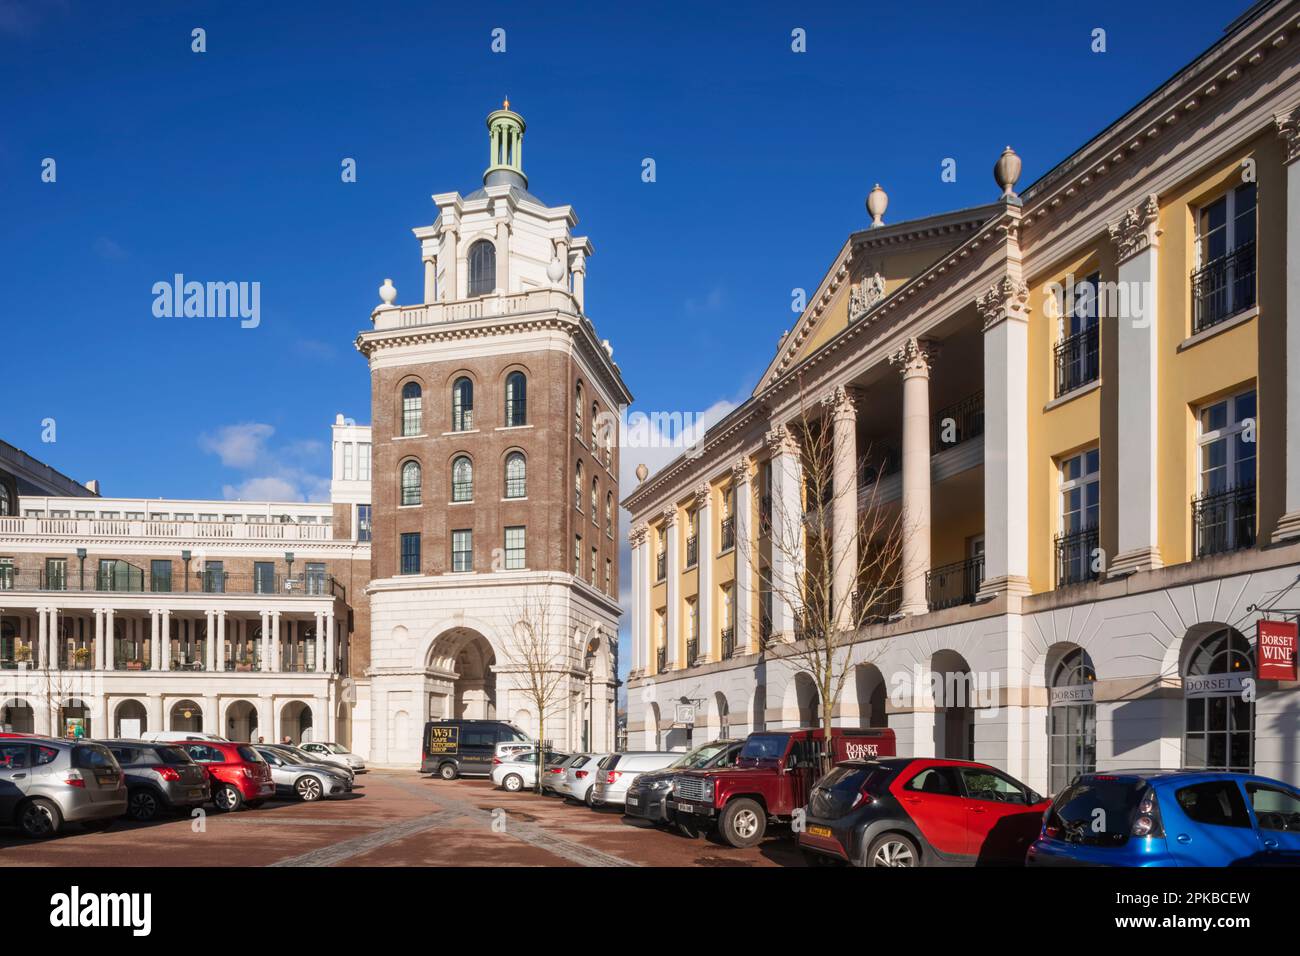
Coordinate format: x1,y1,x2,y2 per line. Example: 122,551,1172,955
739,735,788,761
71,744,117,770
236,746,265,763
155,746,194,765
321,743,347,754
673,742,729,769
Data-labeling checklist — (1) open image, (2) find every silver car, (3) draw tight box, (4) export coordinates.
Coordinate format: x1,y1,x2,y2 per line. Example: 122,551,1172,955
297,741,367,773
253,746,350,801
558,753,608,806
0,737,127,838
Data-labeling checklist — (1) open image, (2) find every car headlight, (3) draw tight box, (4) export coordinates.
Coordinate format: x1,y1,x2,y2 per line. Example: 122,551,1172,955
702,780,715,800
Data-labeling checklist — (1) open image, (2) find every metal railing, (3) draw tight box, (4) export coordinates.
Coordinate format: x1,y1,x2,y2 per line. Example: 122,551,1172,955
656,551,666,581
1055,526,1100,587
685,535,698,568
1192,241,1255,335
721,626,736,659
855,583,902,624
925,555,984,610
686,638,698,665
0,567,340,598
932,392,984,452
1193,482,1256,558
720,516,735,552
1054,326,1099,397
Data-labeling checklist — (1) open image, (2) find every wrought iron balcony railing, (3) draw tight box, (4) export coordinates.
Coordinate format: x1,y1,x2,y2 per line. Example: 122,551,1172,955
720,516,735,552
1055,526,1100,587
686,638,698,665
1192,241,1256,335
721,626,736,659
1193,481,1256,558
932,392,984,452
1054,326,1100,397
685,535,698,568
925,555,985,610
656,551,666,581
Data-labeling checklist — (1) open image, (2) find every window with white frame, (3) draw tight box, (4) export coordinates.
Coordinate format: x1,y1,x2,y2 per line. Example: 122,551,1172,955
1056,448,1099,587
1193,182,1257,333
1194,389,1256,556
343,443,355,481
504,526,525,570
451,529,473,572
359,442,371,481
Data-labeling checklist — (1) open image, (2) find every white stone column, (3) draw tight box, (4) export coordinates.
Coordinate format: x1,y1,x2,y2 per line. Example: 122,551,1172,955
628,525,645,676
104,607,115,671
149,610,160,671
201,695,218,736
204,610,216,671
442,225,459,301
216,610,227,672
422,255,437,304
313,611,324,672
822,386,859,628
38,606,48,669
145,696,163,737
159,609,171,671
732,458,754,653
1107,194,1164,574
259,610,270,672
664,509,680,668
976,278,1033,600
572,251,587,312
495,217,510,294
766,425,805,638
325,611,335,674
1273,107,1300,540
890,338,938,615
695,485,713,663
271,611,282,672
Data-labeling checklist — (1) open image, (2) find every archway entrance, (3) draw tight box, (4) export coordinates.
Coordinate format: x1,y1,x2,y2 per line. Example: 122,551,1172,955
932,650,974,760
226,700,259,742
854,663,887,727
1,698,34,734
280,700,314,743
114,699,148,737
791,672,819,727
427,628,497,720
61,698,92,738
1048,646,1097,794
169,699,203,732
1183,624,1254,772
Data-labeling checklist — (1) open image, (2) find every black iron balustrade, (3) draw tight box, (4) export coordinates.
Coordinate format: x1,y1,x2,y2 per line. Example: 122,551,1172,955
721,626,736,658
1054,326,1100,397
1192,241,1256,334
925,555,985,610
1193,482,1256,558
720,516,735,552
656,551,666,581
686,638,698,665
686,535,698,568
932,392,985,452
1055,526,1100,587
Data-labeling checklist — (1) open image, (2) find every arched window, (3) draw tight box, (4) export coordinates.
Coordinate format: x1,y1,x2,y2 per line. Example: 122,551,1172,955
452,456,473,502
1184,626,1255,773
1048,647,1097,795
505,372,527,427
505,452,526,498
605,492,614,536
452,377,474,431
401,382,422,437
468,240,496,297
591,477,599,520
401,460,422,506
591,402,599,449
575,460,583,510
574,383,583,438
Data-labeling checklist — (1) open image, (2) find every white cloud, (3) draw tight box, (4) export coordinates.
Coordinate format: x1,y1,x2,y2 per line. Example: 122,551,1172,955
200,423,329,502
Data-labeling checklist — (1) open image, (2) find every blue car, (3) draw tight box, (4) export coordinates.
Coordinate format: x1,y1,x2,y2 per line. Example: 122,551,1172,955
1027,770,1300,866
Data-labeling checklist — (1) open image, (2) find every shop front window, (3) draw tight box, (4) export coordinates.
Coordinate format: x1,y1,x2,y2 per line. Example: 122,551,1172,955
1048,647,1097,795
1183,625,1254,773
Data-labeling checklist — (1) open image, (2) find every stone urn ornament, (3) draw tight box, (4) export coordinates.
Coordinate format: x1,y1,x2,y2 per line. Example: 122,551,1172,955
994,146,1022,200
378,278,397,308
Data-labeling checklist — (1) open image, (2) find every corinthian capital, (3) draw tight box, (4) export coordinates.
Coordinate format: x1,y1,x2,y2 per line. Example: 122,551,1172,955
819,384,859,420
730,456,751,485
975,275,1031,331
764,424,800,458
1107,194,1162,265
627,523,648,547
888,337,939,378
661,507,678,529
1277,102,1300,165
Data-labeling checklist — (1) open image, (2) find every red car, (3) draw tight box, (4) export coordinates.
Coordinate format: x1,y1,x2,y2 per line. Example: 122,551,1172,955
798,757,1049,867
178,741,274,812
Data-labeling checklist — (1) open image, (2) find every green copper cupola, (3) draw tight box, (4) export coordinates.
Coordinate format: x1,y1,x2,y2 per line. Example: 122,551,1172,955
484,98,527,189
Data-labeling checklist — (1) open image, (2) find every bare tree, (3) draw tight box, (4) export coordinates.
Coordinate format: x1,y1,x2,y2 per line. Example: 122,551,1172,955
500,587,576,792
741,376,908,772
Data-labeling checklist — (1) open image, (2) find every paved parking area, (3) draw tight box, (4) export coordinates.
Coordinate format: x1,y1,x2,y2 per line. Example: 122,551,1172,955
0,772,805,867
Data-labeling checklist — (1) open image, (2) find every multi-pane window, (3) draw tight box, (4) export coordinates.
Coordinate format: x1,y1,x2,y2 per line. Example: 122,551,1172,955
605,492,613,536
1184,628,1254,773
504,526,526,570
45,558,67,590
357,504,372,543
358,443,371,481
575,383,583,438
400,533,421,575
401,460,422,506
467,240,496,297
1194,389,1256,556
253,561,275,594
575,460,584,510
451,530,473,572
343,443,355,481
305,562,326,595
1048,648,1097,795
605,559,612,595
401,382,422,436
686,509,698,568
591,478,599,523
1194,183,1257,333
591,547,598,587
590,402,598,450
505,372,527,427
1054,272,1100,397
574,535,582,576
1057,448,1099,586
150,559,172,593
0,483,11,516
452,378,474,431
505,452,526,498
452,455,474,502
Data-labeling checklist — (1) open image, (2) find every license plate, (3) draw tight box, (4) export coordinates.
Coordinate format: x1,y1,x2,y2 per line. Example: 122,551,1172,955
676,801,695,814
808,825,833,838
627,796,639,806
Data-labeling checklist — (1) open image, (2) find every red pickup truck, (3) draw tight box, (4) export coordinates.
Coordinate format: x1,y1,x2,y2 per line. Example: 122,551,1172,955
667,726,896,847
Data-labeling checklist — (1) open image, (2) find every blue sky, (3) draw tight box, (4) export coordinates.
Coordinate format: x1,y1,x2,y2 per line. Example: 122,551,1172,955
0,0,1257,679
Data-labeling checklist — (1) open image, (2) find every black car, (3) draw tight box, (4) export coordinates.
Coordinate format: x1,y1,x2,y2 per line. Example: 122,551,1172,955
102,739,211,821
420,718,531,779
625,739,743,826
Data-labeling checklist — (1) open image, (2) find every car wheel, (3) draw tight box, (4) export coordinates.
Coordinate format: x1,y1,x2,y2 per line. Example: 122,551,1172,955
865,833,919,868
213,783,244,813
295,776,323,802
503,773,524,793
438,763,458,781
18,798,61,839
719,798,766,848
583,786,595,807
128,789,161,821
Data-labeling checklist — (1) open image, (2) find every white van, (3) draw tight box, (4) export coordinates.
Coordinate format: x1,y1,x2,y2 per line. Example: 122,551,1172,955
590,752,679,807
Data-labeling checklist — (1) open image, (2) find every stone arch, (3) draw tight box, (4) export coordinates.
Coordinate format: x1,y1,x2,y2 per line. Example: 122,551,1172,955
852,662,888,727
169,699,203,733
61,697,93,737
112,698,148,737
426,627,497,719
1,696,36,733
224,699,259,742
931,649,974,760
646,701,661,750
279,699,314,743
781,672,819,728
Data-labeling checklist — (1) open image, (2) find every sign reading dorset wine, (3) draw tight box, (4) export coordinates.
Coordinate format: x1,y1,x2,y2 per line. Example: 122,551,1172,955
1257,620,1298,681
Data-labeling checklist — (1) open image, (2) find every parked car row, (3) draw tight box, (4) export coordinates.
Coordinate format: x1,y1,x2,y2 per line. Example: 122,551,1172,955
424,718,1300,867
0,731,367,838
